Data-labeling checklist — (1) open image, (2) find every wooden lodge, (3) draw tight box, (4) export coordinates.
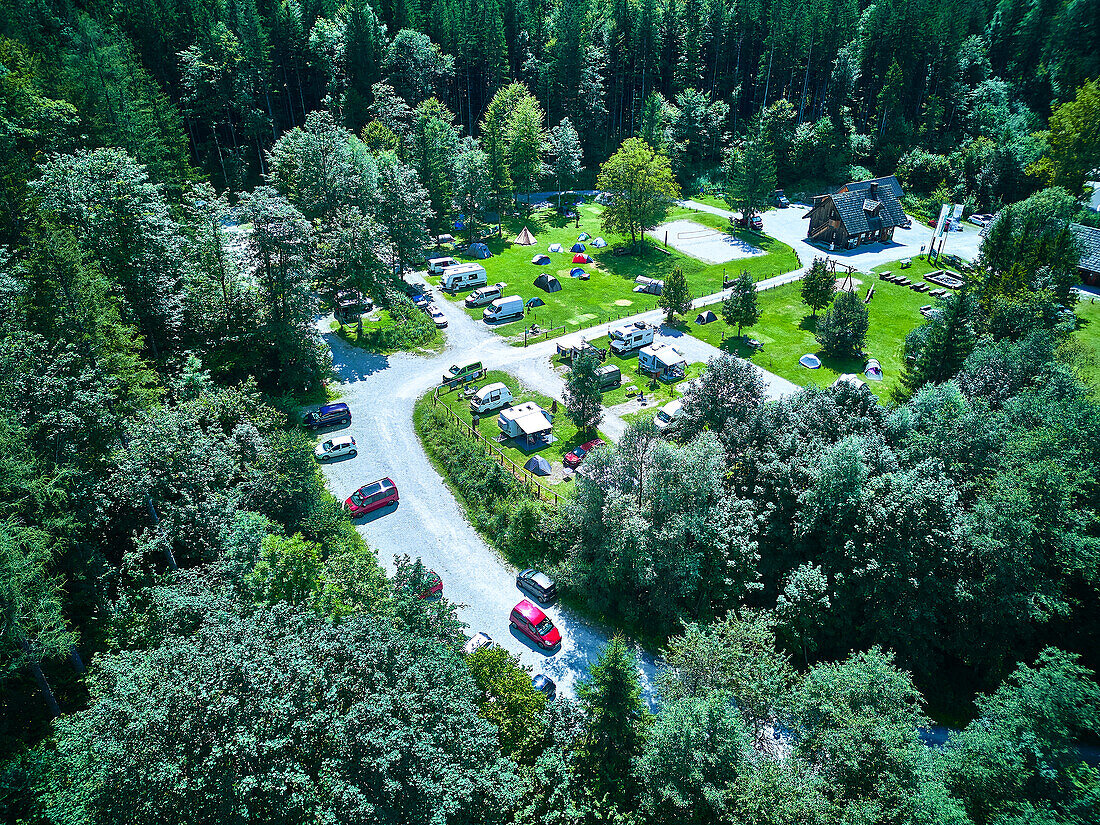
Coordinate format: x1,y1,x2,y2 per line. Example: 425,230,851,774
804,176,908,249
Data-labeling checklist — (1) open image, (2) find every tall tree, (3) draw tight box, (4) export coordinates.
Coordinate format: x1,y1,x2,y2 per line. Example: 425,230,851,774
800,257,835,320
596,137,680,249
722,270,759,339
453,140,493,244
1029,79,1100,196
815,289,869,358
900,291,979,395
724,125,777,223
659,267,691,322
549,118,584,210
564,350,604,434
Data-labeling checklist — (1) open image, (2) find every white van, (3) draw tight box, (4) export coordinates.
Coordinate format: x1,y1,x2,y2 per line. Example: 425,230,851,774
654,399,683,430
442,263,487,292
465,282,507,307
609,322,655,355
427,256,457,275
469,382,513,414
483,295,525,324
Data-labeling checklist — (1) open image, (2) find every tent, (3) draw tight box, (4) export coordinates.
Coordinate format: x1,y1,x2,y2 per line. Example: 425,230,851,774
864,359,883,381
571,242,586,252
577,233,591,241
695,310,717,325
534,273,562,293
573,253,592,264
437,233,455,244
453,219,465,230
524,455,552,476
532,254,551,265
515,226,537,246
526,296,546,308
833,374,867,390
569,268,586,277
591,237,608,248
548,243,564,253
799,354,822,369
469,243,492,259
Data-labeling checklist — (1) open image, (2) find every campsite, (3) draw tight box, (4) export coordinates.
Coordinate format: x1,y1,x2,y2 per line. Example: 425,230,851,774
430,369,608,482
425,200,799,339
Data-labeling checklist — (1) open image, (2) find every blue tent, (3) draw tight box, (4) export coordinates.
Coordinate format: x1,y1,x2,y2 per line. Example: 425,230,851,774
571,242,586,252
577,233,591,242
470,243,492,259
526,296,545,308
532,254,551,265
524,455,551,476
570,268,586,277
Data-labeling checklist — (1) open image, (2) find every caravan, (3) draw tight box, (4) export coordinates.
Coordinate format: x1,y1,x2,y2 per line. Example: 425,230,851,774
427,256,458,275
469,382,514,414
441,263,487,292
608,322,655,355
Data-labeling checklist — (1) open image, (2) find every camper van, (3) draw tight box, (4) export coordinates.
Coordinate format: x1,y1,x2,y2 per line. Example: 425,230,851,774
483,295,525,324
465,282,507,307
427,256,458,275
594,364,621,390
609,322,655,355
654,399,683,430
469,382,513,414
441,263,487,292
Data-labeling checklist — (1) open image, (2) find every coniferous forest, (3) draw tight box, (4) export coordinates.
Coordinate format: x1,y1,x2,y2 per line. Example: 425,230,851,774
3,0,1100,821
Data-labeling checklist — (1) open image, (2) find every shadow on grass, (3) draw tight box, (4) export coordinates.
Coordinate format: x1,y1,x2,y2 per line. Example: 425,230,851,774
797,315,819,333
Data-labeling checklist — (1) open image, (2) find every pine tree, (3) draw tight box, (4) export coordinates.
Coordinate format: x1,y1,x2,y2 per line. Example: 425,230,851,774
724,123,777,223
564,350,604,434
900,291,978,394
659,267,692,322
815,289,869,359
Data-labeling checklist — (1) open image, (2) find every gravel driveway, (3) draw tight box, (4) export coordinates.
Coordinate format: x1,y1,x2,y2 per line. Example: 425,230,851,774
316,293,659,704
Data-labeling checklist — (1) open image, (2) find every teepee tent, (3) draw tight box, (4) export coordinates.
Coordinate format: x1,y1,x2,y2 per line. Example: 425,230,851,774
515,226,537,245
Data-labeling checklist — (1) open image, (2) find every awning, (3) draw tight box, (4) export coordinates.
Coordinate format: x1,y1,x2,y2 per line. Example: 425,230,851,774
514,411,552,436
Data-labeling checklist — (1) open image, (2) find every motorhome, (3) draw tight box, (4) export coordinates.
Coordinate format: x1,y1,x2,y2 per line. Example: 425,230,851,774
469,382,513,414
608,322,655,355
465,282,507,307
483,295,525,323
441,263,487,292
497,402,553,440
427,256,458,275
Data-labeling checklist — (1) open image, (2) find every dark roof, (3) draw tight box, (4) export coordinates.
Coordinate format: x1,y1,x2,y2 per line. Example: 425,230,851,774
825,183,907,236
840,175,905,199
1071,223,1100,274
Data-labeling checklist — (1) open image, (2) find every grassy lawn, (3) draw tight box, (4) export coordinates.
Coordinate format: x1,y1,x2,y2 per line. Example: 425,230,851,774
1072,297,1100,384
679,260,941,400
430,369,604,482
426,202,801,341
329,309,443,355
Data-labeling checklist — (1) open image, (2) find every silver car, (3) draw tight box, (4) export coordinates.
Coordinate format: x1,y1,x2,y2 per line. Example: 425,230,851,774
314,435,357,461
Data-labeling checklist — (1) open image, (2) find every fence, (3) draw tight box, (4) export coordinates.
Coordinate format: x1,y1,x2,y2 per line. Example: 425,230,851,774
522,302,661,347
430,386,561,505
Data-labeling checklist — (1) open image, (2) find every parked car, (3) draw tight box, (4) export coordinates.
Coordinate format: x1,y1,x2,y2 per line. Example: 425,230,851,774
563,439,604,469
465,282,507,308
429,306,448,328
303,402,351,430
344,477,399,517
517,568,558,603
314,435,357,461
510,599,561,650
417,570,443,599
411,292,433,310
532,674,557,701
443,361,484,384
734,213,763,231
969,213,994,227
463,632,494,656
774,191,790,208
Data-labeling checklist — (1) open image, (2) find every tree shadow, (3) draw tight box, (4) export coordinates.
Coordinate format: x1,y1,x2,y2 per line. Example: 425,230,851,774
797,315,819,333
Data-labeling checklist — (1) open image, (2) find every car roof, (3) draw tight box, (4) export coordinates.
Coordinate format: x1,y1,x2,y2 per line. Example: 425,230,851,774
330,435,355,446
320,402,349,414
530,571,555,589
514,599,546,623
662,399,683,413
532,674,554,689
360,477,395,495
582,438,603,450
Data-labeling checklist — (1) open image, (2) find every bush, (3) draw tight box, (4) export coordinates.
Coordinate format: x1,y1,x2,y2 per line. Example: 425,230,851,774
815,290,869,358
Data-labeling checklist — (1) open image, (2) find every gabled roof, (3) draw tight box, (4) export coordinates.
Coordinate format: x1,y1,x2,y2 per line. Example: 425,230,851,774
840,175,905,199
827,184,908,236
1071,223,1100,274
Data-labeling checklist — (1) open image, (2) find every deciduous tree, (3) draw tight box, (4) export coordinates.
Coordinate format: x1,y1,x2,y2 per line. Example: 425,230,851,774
596,137,680,248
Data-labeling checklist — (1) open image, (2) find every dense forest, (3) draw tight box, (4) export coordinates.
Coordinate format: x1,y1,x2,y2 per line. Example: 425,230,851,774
3,0,1100,821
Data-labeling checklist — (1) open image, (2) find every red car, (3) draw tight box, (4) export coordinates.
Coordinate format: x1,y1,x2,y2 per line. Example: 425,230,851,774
564,438,605,469
418,570,443,599
510,599,561,650
345,477,399,517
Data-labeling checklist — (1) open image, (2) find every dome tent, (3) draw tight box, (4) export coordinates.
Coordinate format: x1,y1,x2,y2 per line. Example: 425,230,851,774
569,268,586,277
591,237,608,248
573,253,592,264
571,242,586,252
534,273,562,293
524,455,551,476
532,254,551,265
799,353,822,369
548,243,564,253
577,233,591,241
526,296,546,308
695,310,717,324
469,243,492,259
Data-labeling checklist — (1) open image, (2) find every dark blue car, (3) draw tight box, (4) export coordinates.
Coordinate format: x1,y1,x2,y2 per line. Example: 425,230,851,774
303,402,351,430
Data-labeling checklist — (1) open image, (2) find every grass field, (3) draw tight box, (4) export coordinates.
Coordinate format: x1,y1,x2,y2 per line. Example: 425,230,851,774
426,202,801,341
678,259,949,399
1072,296,1100,385
554,337,704,408
430,369,604,479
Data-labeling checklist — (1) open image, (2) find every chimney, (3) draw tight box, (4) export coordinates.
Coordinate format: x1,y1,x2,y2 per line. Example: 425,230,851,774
868,181,878,198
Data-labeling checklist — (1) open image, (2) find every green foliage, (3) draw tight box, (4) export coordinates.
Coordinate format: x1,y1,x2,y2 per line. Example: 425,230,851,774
466,645,547,761
1029,79,1100,196
899,291,979,396
658,267,691,322
564,350,604,434
597,138,680,247
247,533,323,606
800,257,836,320
724,124,777,221
721,270,759,339
815,289,869,358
